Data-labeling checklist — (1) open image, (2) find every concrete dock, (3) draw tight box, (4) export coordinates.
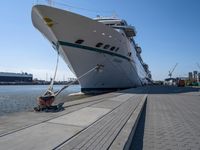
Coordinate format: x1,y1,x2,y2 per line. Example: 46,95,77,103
0,86,200,150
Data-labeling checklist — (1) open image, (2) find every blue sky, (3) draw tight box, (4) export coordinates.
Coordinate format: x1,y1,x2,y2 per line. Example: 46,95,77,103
0,0,199,80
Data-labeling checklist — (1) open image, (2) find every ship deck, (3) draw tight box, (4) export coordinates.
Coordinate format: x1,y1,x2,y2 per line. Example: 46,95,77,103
0,86,200,150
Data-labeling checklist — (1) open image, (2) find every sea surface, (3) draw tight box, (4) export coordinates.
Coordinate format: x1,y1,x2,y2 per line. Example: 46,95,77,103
0,85,81,115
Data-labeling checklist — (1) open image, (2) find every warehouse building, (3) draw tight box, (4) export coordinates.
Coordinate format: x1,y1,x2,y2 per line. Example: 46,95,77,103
0,72,33,82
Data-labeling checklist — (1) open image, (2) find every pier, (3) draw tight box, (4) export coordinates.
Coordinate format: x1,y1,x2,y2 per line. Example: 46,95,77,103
0,86,200,150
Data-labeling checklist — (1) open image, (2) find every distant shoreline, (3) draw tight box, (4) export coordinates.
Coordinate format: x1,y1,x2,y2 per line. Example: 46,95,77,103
0,81,79,86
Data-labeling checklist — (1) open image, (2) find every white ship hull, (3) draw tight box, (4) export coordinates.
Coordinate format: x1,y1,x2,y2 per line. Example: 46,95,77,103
32,5,150,92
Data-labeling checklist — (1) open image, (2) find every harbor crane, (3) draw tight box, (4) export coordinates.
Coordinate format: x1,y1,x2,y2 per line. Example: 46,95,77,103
168,63,178,78
197,63,200,71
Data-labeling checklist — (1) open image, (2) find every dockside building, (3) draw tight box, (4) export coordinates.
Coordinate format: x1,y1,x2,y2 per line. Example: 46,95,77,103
0,72,33,82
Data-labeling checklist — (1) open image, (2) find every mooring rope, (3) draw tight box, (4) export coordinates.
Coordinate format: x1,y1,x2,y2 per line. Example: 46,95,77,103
41,62,104,99
54,64,104,97
43,50,60,96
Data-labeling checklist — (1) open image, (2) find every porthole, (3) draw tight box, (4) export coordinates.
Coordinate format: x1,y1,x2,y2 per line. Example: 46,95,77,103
96,42,103,48
110,46,115,51
104,44,110,49
115,47,119,52
75,39,84,44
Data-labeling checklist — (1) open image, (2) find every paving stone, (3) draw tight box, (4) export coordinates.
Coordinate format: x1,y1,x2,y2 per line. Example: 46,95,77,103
59,95,144,150
130,86,200,150
1,86,199,150
0,92,123,136
48,107,110,127
90,100,121,109
0,123,83,150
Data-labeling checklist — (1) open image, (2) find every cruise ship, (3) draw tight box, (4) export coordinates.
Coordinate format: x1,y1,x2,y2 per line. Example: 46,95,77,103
31,5,152,92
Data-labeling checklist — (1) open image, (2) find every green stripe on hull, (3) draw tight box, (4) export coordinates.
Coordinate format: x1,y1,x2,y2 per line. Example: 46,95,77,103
58,40,130,61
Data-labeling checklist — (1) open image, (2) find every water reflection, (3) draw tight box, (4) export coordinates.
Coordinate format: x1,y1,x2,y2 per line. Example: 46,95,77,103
0,85,80,115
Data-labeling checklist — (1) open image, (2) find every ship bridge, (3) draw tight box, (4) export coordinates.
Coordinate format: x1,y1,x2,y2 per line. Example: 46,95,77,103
94,17,136,37
94,17,127,26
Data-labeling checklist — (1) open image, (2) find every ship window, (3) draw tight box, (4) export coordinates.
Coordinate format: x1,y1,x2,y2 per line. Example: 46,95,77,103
110,46,115,51
103,44,110,49
75,39,84,44
115,47,119,52
120,22,125,26
106,24,115,26
96,42,103,48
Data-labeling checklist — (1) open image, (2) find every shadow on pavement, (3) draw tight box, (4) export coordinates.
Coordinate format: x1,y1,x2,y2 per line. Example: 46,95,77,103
117,85,200,95
129,100,147,150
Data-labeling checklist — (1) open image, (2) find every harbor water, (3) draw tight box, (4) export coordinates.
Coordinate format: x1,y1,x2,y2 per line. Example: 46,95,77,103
0,85,81,115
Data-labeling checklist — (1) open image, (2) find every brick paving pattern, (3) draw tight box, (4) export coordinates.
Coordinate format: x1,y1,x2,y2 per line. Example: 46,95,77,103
131,88,200,150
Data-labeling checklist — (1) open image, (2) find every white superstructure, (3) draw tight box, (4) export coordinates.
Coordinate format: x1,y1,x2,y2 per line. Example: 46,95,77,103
31,5,152,92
